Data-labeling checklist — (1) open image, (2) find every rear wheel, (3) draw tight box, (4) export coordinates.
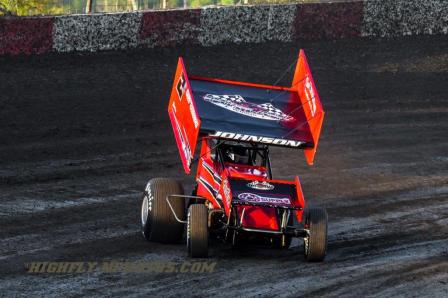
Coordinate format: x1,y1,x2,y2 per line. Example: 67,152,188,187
141,178,185,243
304,208,328,262
187,204,208,258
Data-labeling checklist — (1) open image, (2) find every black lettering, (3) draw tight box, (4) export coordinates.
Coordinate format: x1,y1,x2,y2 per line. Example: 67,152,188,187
176,73,186,99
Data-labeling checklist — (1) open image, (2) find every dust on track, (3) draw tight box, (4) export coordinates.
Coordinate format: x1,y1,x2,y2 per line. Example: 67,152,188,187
0,35,447,297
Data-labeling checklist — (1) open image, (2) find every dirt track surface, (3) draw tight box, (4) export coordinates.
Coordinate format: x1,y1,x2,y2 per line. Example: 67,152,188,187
1,36,447,297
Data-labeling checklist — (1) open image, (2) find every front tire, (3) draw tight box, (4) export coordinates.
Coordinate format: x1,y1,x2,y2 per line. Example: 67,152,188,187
141,178,185,243
304,208,328,262
187,204,208,258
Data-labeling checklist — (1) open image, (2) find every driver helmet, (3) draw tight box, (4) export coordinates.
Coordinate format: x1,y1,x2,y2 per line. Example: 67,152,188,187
225,146,250,164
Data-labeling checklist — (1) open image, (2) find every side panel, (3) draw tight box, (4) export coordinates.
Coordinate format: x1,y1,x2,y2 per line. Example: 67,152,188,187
292,50,325,165
294,176,305,222
168,57,201,174
219,172,233,216
196,139,223,209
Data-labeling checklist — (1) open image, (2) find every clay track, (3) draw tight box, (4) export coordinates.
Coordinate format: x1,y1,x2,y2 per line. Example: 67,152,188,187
0,36,447,297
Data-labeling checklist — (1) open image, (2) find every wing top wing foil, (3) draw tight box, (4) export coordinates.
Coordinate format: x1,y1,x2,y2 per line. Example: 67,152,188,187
167,51,324,171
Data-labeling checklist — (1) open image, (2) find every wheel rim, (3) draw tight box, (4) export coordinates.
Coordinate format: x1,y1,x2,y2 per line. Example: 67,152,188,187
141,195,149,226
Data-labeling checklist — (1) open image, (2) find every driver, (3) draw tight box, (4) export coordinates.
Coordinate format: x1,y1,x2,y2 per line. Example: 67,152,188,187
224,146,250,164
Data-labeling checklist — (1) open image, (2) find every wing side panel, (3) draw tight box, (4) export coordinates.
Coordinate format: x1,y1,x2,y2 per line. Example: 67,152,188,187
167,57,201,174
292,50,325,165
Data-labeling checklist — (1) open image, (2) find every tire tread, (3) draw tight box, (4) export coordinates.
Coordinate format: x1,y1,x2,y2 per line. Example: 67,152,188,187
188,204,208,258
305,208,328,262
144,178,185,243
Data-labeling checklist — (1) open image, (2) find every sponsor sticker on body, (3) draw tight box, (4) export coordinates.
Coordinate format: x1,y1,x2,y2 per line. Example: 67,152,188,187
222,179,232,209
247,181,275,190
237,192,291,205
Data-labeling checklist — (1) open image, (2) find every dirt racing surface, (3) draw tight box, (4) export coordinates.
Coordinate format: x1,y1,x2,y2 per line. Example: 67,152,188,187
1,35,447,297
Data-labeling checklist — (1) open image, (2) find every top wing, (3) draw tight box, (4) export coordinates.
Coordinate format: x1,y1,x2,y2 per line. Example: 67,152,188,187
167,51,325,173
189,78,314,149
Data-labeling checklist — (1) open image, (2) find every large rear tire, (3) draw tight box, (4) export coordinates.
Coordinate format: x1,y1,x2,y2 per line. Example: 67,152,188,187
304,208,328,262
187,204,208,258
141,178,185,243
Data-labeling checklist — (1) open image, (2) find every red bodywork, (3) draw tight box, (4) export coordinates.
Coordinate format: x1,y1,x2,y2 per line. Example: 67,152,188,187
195,139,305,230
167,58,201,174
168,51,324,232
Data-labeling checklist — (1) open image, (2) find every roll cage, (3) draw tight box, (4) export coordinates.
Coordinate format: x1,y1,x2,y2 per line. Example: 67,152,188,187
211,141,273,179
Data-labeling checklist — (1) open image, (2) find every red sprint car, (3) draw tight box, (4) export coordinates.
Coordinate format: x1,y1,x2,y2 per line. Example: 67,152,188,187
140,51,327,261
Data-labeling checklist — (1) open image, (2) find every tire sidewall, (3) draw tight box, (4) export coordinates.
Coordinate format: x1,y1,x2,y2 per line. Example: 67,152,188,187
141,181,155,239
187,207,192,255
304,211,311,257
304,208,328,262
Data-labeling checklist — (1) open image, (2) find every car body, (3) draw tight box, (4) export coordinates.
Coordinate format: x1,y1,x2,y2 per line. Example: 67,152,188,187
141,51,328,261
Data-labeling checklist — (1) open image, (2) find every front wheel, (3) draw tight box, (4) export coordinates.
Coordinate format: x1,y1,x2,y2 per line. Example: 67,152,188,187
304,208,328,262
187,204,208,258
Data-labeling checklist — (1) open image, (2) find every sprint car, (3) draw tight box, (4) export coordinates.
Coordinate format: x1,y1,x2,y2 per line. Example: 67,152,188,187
140,51,327,261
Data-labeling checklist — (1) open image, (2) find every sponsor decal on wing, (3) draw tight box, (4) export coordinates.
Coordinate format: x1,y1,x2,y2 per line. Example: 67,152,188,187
177,72,199,129
209,131,304,148
203,94,294,122
304,76,317,117
172,112,192,167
